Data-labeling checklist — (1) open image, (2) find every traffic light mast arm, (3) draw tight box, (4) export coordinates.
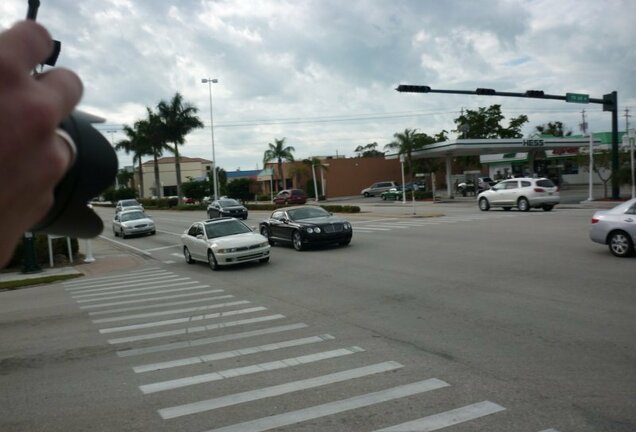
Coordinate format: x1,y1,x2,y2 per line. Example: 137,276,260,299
395,85,604,104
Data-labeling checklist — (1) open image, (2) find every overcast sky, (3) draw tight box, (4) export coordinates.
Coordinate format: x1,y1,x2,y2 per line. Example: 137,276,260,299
3,0,635,172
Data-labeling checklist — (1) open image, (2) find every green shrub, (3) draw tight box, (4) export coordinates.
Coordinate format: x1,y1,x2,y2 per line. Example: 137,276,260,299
244,203,360,213
7,234,79,269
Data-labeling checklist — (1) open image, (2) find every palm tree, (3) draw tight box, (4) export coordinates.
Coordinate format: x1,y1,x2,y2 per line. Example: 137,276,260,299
115,123,153,198
384,128,422,181
263,138,295,192
157,92,204,203
303,157,329,200
139,107,172,198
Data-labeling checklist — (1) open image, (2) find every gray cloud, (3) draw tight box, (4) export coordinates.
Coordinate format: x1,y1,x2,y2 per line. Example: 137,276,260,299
2,0,634,169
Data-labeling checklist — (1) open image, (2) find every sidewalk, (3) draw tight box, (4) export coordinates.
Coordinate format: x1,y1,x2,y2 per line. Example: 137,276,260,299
0,237,147,289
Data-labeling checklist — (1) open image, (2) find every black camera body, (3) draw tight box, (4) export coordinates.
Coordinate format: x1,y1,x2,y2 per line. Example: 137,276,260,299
28,0,118,238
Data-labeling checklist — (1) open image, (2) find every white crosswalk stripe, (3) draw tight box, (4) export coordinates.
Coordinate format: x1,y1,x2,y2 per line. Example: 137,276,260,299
203,379,450,432
352,213,520,234
139,346,365,394
158,361,404,419
373,400,505,431
64,268,557,431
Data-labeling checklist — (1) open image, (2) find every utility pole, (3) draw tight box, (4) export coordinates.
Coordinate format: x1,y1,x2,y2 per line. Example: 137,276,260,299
625,108,631,133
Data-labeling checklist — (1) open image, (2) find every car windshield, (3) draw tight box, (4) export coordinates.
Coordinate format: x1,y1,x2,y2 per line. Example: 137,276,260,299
121,200,139,207
204,219,251,238
120,211,145,222
219,199,240,206
287,207,329,220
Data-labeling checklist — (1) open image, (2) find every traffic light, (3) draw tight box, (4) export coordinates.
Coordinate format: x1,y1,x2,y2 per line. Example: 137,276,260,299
475,88,496,95
603,92,617,112
525,90,545,98
396,85,431,93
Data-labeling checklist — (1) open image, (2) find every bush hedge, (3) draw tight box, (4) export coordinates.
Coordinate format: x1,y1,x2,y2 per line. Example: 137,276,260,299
7,234,79,269
245,203,360,213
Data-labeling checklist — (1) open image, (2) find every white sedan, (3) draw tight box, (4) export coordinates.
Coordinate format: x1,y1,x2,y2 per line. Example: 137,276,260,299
181,218,271,270
590,198,636,257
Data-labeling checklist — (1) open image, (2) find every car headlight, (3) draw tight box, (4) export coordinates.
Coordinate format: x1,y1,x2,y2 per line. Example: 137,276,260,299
217,247,238,253
344,222,351,230
260,241,269,248
306,227,321,234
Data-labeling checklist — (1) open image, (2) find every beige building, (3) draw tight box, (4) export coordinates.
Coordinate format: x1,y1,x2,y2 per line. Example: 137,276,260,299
135,156,212,198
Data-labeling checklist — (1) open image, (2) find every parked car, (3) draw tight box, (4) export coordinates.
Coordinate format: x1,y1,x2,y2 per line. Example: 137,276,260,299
259,205,352,251
456,177,496,196
590,198,636,257
115,199,143,214
112,210,155,238
183,197,196,204
361,181,398,197
273,189,307,205
207,198,248,220
477,177,559,212
181,218,270,270
380,188,403,201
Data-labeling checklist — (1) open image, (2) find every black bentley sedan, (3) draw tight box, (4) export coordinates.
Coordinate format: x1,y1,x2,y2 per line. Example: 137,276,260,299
259,206,352,251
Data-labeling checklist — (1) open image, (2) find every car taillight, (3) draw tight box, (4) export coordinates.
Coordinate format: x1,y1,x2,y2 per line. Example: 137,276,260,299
591,218,600,224
534,188,545,193
556,186,560,192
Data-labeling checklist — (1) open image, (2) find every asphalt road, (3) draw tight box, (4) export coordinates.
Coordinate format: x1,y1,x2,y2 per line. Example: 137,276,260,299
1,200,634,432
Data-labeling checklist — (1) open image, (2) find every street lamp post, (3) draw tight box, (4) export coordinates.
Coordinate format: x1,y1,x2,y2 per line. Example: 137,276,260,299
202,78,219,200
107,129,119,189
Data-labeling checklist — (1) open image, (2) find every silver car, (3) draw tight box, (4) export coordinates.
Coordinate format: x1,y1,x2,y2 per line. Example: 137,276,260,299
115,199,143,214
590,198,636,257
361,181,398,197
477,177,559,212
181,218,270,270
112,210,155,238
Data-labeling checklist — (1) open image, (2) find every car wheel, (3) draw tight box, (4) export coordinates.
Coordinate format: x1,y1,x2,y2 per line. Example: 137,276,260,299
183,247,195,264
364,192,370,198
503,207,511,211
381,195,386,200
260,226,275,246
292,230,304,251
478,198,490,211
259,256,270,264
113,227,118,237
207,250,220,270
120,228,126,239
518,197,530,212
542,205,554,212
608,231,634,257
208,211,214,219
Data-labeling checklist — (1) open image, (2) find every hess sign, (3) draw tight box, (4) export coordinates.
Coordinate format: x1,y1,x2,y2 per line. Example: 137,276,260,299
522,139,545,147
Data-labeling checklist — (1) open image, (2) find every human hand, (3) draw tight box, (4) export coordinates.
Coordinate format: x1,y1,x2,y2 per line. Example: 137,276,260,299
0,20,83,268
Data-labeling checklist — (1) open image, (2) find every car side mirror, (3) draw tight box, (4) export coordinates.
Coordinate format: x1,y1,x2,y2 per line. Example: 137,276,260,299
196,234,204,239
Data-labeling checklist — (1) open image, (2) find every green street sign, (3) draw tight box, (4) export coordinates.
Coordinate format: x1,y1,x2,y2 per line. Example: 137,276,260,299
566,92,589,104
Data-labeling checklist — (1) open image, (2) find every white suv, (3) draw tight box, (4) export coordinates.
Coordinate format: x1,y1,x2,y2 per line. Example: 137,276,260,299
477,177,559,212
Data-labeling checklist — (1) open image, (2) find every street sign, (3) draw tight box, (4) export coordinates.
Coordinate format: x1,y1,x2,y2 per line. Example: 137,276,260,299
566,92,589,104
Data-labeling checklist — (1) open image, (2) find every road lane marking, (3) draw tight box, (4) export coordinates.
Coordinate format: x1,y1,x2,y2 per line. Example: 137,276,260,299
108,314,286,344
353,227,391,231
76,285,210,304
66,273,176,291
158,361,403,419
116,323,309,357
92,300,249,323
88,295,235,316
80,289,224,310
204,378,450,432
139,346,365,394
71,277,189,297
146,244,181,252
98,235,153,256
64,270,170,289
155,229,181,236
373,400,505,431
363,225,409,229
99,307,268,334
134,334,335,373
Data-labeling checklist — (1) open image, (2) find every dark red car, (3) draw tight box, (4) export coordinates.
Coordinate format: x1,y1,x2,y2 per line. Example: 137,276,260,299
273,189,307,205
